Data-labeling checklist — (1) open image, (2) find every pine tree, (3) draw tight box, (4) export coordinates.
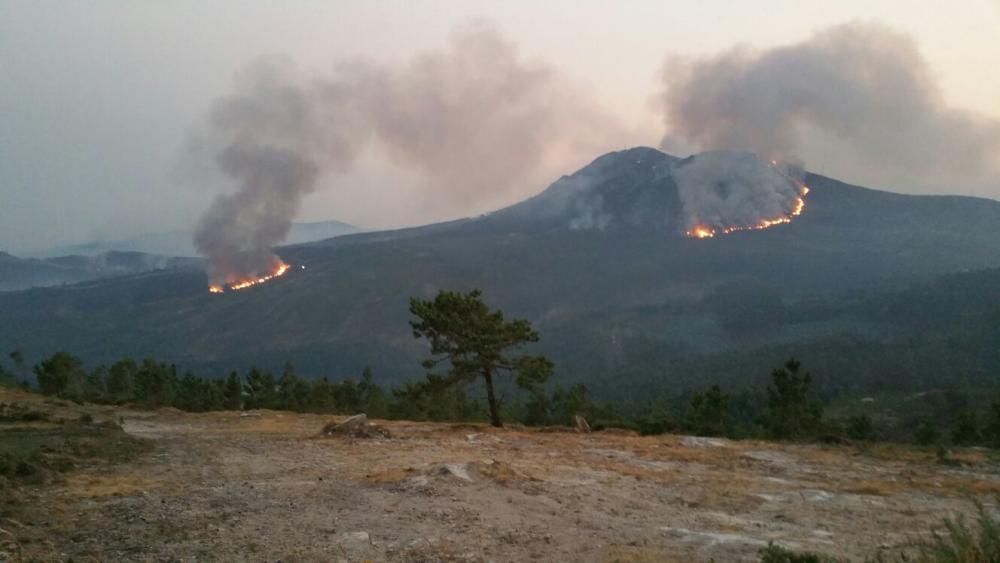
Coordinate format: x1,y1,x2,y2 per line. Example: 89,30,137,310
846,414,875,441
914,421,940,446
985,398,1000,448
952,410,981,446
358,366,388,418
34,352,87,400
764,359,823,440
409,289,553,427
687,384,731,437
224,371,243,410
244,368,278,410
85,366,108,403
106,358,137,404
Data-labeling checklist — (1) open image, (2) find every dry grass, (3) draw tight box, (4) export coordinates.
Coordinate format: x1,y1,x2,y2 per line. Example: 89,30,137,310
63,472,162,498
841,479,899,496
603,546,671,562
362,466,418,485
474,459,539,484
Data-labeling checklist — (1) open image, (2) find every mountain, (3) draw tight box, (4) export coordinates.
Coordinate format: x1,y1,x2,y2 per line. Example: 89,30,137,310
2,147,1000,398
36,219,361,258
0,250,202,292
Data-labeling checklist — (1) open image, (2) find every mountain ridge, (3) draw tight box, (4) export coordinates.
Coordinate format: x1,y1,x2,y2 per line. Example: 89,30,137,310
33,218,361,259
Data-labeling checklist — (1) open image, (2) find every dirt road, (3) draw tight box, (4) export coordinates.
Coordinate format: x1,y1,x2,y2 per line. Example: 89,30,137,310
8,405,1000,562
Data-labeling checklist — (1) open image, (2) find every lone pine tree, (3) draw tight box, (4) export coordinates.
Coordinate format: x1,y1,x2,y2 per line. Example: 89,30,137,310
409,289,553,427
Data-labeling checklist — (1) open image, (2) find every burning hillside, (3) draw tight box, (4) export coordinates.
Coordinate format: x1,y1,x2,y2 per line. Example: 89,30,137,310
674,151,809,239
186,25,624,293
208,262,291,294
686,185,809,238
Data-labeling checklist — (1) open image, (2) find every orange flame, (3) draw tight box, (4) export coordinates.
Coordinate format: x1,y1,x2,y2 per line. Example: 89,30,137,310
687,226,717,238
688,183,809,239
208,262,291,294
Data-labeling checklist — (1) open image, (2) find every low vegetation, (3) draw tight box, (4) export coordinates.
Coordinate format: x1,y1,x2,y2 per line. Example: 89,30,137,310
913,498,1000,562
4,288,1000,449
0,417,147,487
9,353,1000,452
0,400,149,552
758,497,1000,562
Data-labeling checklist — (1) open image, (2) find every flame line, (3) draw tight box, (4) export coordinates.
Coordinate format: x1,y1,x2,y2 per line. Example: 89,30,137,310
686,183,809,239
209,263,291,294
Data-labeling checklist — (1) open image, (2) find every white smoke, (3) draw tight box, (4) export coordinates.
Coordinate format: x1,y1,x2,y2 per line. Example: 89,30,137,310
672,152,804,232
190,22,624,284
659,22,1000,198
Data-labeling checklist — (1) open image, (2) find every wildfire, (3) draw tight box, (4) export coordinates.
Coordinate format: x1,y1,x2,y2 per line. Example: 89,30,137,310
208,262,291,294
686,184,809,239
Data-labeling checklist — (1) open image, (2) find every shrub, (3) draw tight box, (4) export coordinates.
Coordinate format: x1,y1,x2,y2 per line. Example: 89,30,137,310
951,410,981,446
764,359,823,440
686,384,731,437
915,422,940,446
758,542,839,562
846,414,875,441
914,498,1000,562
635,411,678,436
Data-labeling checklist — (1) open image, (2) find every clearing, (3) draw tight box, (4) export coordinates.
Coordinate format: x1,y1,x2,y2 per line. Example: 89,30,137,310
1,387,998,562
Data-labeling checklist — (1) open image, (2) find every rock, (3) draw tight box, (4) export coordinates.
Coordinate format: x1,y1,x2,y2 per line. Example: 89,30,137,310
337,530,371,546
574,415,591,433
680,435,725,448
324,413,367,433
320,414,391,438
440,463,474,482
804,489,834,502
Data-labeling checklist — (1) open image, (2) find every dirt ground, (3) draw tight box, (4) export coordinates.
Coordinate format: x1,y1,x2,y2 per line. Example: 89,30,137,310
3,390,1000,562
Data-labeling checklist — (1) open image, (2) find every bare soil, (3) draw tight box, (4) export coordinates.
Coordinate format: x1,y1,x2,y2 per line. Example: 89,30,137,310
3,388,999,562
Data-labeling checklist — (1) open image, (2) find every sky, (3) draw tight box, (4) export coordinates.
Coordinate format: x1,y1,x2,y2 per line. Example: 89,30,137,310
2,1,999,255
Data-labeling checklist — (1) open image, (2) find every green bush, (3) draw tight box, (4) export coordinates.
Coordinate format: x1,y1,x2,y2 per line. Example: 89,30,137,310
951,410,981,446
758,542,840,562
847,414,875,441
915,421,940,446
635,411,678,436
914,498,1000,562
686,384,732,437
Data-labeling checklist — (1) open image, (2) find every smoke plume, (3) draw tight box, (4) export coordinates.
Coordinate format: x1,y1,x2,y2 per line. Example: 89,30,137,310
672,152,804,233
659,22,1000,199
191,22,622,284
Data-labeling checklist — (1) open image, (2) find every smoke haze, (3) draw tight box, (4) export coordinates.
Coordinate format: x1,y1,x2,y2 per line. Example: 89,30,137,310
191,23,624,283
659,22,1000,197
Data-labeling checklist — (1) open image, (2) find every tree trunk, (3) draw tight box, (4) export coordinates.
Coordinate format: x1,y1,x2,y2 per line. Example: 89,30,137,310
483,370,503,427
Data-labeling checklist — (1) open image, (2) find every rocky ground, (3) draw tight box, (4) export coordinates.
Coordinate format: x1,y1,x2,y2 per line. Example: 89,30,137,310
2,388,999,562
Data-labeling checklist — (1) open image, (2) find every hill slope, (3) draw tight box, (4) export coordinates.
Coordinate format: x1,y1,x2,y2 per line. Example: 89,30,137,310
2,148,1000,396
0,250,201,292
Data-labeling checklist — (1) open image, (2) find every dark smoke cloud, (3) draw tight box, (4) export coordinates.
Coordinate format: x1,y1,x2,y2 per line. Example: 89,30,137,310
659,22,1000,199
191,22,622,284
